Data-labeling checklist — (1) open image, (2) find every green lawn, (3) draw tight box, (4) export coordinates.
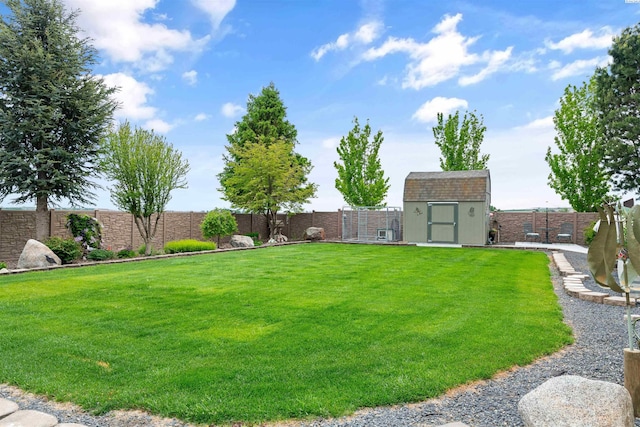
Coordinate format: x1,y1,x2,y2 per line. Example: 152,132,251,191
0,244,572,425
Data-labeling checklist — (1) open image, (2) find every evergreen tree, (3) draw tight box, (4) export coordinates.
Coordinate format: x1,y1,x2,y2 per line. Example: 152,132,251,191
546,76,611,212
334,117,389,207
595,23,640,196
218,83,316,238
0,0,117,240
432,110,489,171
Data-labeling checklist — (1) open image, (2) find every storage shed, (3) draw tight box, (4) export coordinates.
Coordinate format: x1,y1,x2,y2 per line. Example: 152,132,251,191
403,170,491,245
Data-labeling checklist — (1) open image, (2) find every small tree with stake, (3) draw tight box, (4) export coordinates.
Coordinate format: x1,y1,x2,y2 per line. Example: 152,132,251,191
201,209,238,247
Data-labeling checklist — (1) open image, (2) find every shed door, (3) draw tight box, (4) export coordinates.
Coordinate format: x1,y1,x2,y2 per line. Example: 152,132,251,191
428,203,458,243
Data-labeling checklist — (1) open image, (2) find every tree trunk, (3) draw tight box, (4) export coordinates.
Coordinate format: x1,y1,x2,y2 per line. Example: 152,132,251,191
35,194,50,242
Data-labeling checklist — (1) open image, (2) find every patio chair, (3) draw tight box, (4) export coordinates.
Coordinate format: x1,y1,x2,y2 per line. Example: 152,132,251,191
557,223,573,242
524,223,540,242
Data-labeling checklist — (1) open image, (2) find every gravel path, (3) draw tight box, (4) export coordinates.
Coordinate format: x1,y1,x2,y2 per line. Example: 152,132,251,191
2,250,638,427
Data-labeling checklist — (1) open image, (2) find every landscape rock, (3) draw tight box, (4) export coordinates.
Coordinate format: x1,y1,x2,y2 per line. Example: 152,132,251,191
0,398,19,418
16,239,61,269
518,375,634,427
0,409,58,427
0,268,8,274
230,235,255,248
304,227,325,241
271,233,288,243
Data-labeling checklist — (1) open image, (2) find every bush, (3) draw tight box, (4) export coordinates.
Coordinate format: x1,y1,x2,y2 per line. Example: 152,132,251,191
584,221,598,246
164,239,217,254
117,249,136,259
87,249,115,261
0,261,6,270
66,213,102,253
45,237,82,264
137,245,162,256
201,209,238,245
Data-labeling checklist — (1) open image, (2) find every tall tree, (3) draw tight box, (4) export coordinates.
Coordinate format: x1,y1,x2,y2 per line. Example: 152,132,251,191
596,23,640,196
218,83,316,237
334,117,389,207
101,122,190,255
221,138,316,239
432,110,489,171
0,0,117,241
546,76,611,212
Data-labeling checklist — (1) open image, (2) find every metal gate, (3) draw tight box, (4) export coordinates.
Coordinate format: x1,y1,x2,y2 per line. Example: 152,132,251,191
428,203,458,243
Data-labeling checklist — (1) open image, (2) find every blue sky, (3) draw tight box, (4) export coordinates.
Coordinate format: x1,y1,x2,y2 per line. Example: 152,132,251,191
2,0,640,212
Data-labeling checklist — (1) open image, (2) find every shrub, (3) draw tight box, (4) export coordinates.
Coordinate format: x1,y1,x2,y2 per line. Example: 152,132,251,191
45,237,82,264
87,249,115,261
584,220,598,246
201,209,238,246
0,261,6,270
137,245,162,256
164,239,217,254
66,213,102,254
117,249,136,259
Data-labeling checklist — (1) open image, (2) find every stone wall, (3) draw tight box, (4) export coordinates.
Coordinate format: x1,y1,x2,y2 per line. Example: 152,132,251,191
492,211,598,245
0,209,344,264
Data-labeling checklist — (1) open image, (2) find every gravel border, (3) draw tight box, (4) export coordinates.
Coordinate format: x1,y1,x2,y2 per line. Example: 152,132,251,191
2,250,638,426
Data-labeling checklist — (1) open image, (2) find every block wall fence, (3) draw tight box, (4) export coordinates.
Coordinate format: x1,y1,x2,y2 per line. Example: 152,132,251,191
0,209,599,264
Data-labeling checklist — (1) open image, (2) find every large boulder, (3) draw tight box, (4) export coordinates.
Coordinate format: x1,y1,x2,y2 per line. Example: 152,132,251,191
303,227,325,241
230,235,255,248
518,375,634,427
17,239,61,269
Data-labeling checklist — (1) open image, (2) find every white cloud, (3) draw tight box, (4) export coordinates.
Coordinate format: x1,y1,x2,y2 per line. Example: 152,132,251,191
194,113,210,121
550,56,609,80
144,118,173,134
191,0,236,30
515,116,554,131
412,97,468,123
322,137,341,149
63,0,209,72
361,14,510,89
546,27,615,54
311,20,383,61
182,70,198,85
459,47,513,86
100,72,157,120
221,102,244,118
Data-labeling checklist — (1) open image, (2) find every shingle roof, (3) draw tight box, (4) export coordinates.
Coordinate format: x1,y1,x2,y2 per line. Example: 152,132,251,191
403,170,490,202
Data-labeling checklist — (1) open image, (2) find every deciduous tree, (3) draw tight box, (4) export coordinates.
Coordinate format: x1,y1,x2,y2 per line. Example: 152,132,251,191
218,83,316,237
221,138,316,239
0,0,117,240
334,117,390,207
432,110,489,171
596,23,640,196
101,122,190,255
546,77,611,212
201,208,238,246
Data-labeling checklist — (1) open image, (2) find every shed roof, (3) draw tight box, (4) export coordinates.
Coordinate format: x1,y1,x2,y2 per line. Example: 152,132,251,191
404,170,490,202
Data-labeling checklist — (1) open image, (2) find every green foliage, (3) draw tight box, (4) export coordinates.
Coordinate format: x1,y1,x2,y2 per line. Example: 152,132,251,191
432,110,489,171
164,239,217,254
116,249,136,259
0,262,6,270
546,76,610,212
0,0,116,240
66,213,102,253
334,117,390,207
87,249,115,261
596,23,640,195
200,209,238,245
137,245,161,256
221,138,317,239
101,122,190,256
44,237,81,264
218,83,316,238
584,221,598,246
0,245,571,425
